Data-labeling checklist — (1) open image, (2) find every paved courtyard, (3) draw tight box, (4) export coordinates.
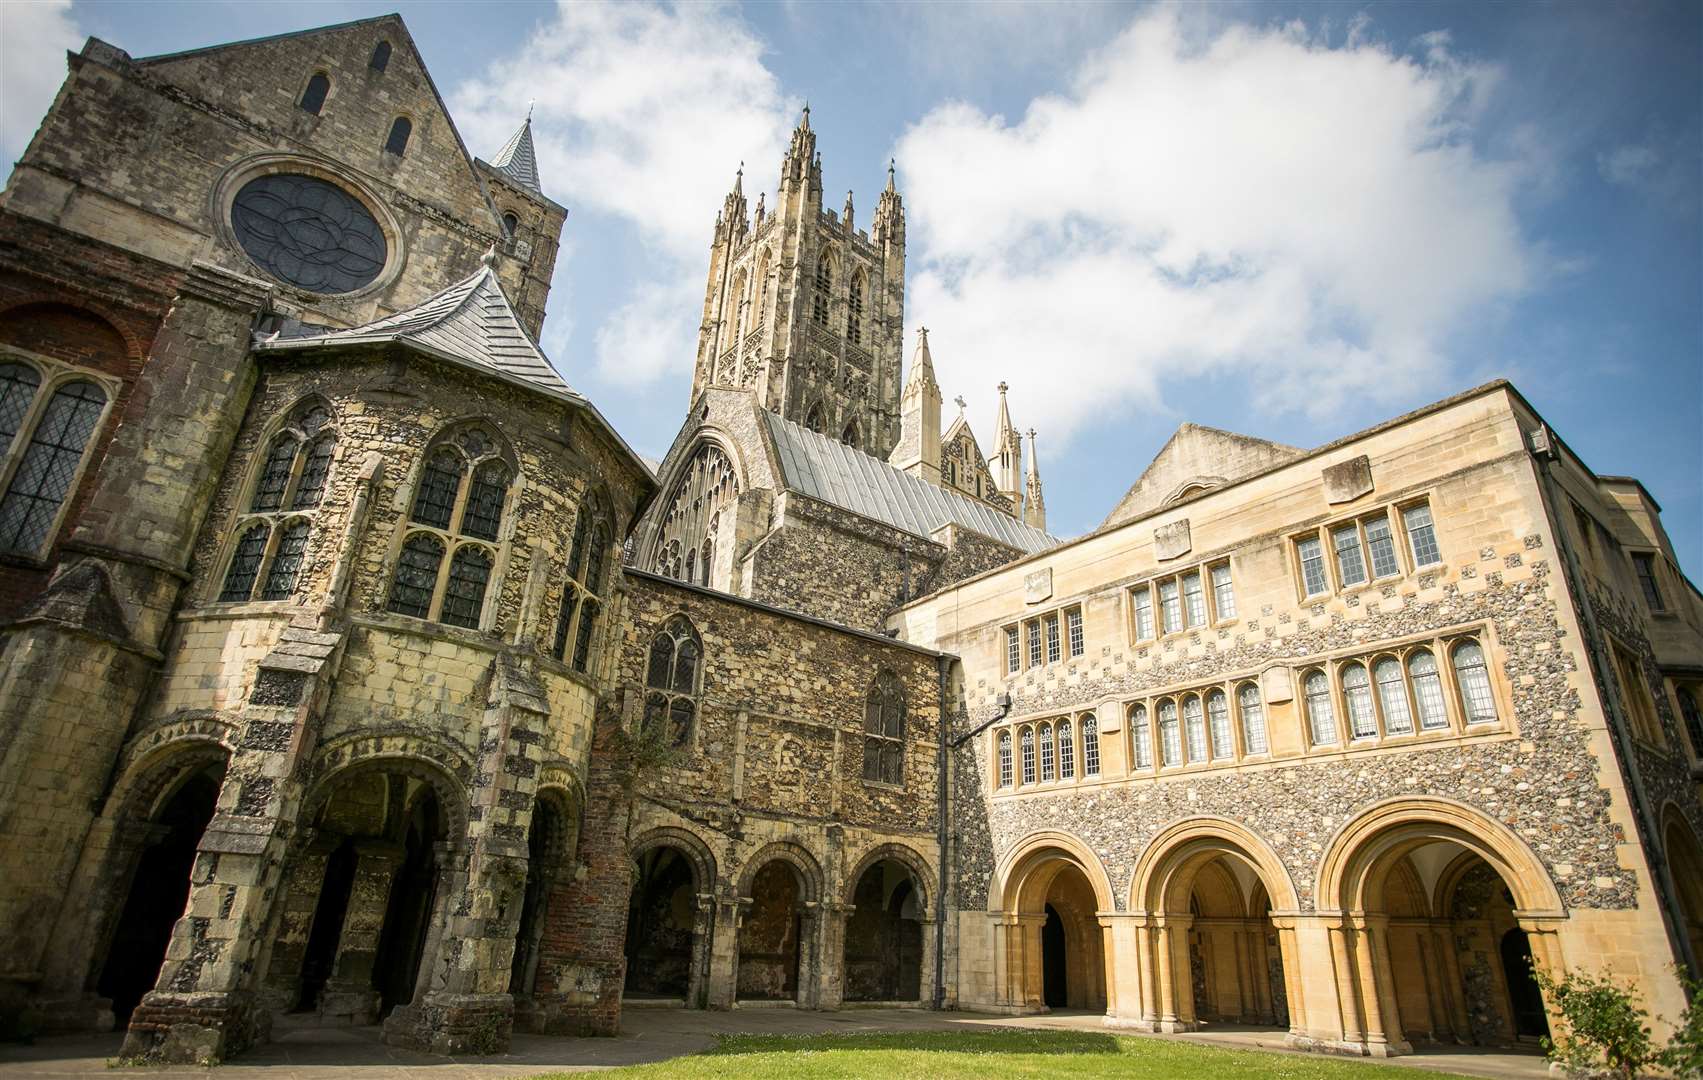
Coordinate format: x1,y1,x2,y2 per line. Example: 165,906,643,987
0,1007,1549,1080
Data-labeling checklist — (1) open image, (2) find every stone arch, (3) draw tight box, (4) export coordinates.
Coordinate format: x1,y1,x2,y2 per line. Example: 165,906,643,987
102,716,236,821
626,825,718,1006
303,732,474,840
631,825,717,893
1130,816,1300,914
996,830,1116,915
1161,476,1228,507
1661,803,1703,963
737,840,824,903
992,831,1113,1013
843,842,932,912
0,298,140,367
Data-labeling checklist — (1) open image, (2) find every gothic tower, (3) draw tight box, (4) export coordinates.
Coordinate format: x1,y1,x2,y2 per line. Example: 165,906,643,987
690,107,906,457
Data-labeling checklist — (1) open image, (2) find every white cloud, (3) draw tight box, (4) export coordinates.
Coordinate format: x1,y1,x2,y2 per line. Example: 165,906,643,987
1597,131,1700,215
897,8,1538,450
1,0,83,162
451,1,793,385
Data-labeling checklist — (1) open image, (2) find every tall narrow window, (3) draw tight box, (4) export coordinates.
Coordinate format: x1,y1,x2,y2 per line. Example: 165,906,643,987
1408,649,1450,730
1298,536,1328,596
1038,722,1055,782
1210,562,1235,621
1159,579,1182,633
863,671,906,784
1375,658,1414,735
650,442,738,589
1027,620,1042,668
1020,727,1035,784
1633,553,1666,611
1129,704,1151,769
556,492,611,671
1343,663,1377,739
370,41,391,71
215,398,333,603
388,423,511,628
0,380,108,556
1206,689,1233,759
1081,714,1100,776
847,273,864,345
1158,700,1182,767
385,117,412,157
501,212,520,239
812,252,832,326
1183,695,1207,762
0,362,42,450
1057,719,1074,780
1677,687,1703,758
1066,608,1084,657
1334,524,1368,588
644,616,702,748
1238,683,1267,754
1183,572,1206,627
1045,613,1061,664
1403,504,1440,566
300,73,330,115
997,731,1013,788
1453,640,1498,724
1133,586,1155,639
1365,515,1400,578
1005,626,1020,674
1305,670,1338,745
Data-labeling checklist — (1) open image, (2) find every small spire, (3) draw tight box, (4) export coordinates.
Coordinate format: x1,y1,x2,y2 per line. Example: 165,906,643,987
843,189,854,228
490,113,542,196
801,101,811,129
954,395,967,416
734,161,744,194
526,98,535,121
887,158,896,192
481,243,497,268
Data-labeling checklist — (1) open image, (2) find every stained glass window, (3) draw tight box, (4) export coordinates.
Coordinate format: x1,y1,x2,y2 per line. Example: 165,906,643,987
411,450,461,528
461,461,508,541
387,533,444,618
219,522,271,603
260,519,309,601
291,435,334,509
231,174,386,294
440,545,492,629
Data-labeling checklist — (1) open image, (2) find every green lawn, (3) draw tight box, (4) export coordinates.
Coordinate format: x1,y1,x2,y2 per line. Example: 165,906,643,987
560,1030,1490,1079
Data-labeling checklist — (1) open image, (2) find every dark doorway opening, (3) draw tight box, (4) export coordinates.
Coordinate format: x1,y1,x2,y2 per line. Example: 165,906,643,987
97,769,219,1023
373,789,440,1017
843,861,923,1001
1042,903,1068,1008
736,861,801,1001
1500,928,1550,1040
624,847,697,999
295,839,357,1012
509,797,563,996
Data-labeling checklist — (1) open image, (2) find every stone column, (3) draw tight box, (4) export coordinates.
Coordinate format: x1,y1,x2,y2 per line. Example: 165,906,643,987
796,902,823,1009
1358,914,1410,1055
1098,913,1146,1028
317,842,403,1024
688,893,715,1010
707,897,744,1010
1153,913,1195,1031
1015,913,1045,1011
1268,915,1307,1043
256,832,334,1014
815,902,851,1010
1326,917,1367,1052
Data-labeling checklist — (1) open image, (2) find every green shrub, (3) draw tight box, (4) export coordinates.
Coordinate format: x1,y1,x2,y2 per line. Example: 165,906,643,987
1660,970,1703,1079
1535,967,1655,1079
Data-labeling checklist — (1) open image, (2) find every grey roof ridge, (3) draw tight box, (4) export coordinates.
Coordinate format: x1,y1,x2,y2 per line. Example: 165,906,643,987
133,12,401,64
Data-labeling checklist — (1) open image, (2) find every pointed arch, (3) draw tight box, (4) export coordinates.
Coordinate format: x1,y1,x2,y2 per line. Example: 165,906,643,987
648,440,740,589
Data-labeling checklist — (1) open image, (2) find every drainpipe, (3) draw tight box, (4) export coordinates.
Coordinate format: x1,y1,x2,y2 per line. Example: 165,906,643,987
1528,426,1697,977
934,654,950,1009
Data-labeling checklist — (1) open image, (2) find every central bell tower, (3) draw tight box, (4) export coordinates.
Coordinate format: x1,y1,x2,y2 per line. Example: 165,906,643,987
690,107,906,457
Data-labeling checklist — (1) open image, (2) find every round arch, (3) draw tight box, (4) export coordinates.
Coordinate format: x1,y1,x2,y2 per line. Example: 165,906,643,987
0,297,142,363
632,825,718,894
1130,816,1300,914
303,732,474,840
843,841,932,912
1316,797,1564,916
737,840,824,903
995,830,1116,914
102,717,236,821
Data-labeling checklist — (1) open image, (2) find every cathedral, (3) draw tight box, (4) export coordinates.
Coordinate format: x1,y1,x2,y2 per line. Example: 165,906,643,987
0,14,1699,1067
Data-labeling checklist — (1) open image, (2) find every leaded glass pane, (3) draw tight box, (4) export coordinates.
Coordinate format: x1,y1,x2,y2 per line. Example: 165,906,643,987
1238,684,1268,754
1344,664,1376,739
586,523,609,593
260,519,309,601
1207,690,1233,759
1038,723,1055,781
1298,536,1328,596
1454,641,1497,723
1159,579,1182,633
1183,696,1207,762
1129,705,1151,769
1159,701,1182,766
440,546,492,629
1067,608,1084,657
1057,720,1074,779
1404,504,1440,566
1183,572,1206,627
572,598,600,671
1305,672,1338,745
646,631,673,689
553,585,579,660
1677,688,1703,756
231,173,386,293
411,450,461,528
0,381,106,554
1376,658,1414,734
673,639,699,693
387,533,443,618
461,461,507,541
1133,587,1154,639
218,522,270,602
1211,562,1236,621
1027,620,1042,667
1081,716,1100,775
997,731,1013,788
249,435,298,512
642,692,669,740
667,696,693,747
1020,728,1035,784
1334,525,1367,587
1365,516,1400,578
568,514,589,580
1006,626,1020,672
1409,650,1449,729
1046,613,1061,663
0,363,40,448
291,434,335,509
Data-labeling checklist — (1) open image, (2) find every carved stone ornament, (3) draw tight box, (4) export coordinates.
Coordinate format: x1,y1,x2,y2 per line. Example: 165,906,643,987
1154,519,1191,562
1323,455,1374,504
1024,567,1053,605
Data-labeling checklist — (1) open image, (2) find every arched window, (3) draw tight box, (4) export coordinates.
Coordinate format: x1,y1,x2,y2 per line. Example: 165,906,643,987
1128,704,1151,769
1304,670,1338,745
847,272,864,345
643,616,702,749
863,670,905,784
385,117,412,157
812,250,832,326
0,375,109,557
215,399,333,603
387,423,511,629
1677,686,1703,757
755,248,772,326
841,420,860,449
1037,721,1054,782
300,73,330,115
805,404,825,434
1020,726,1035,785
1342,662,1376,739
1375,658,1414,735
1237,683,1267,754
1158,700,1182,767
1206,689,1233,759
1182,695,1206,763
1408,649,1449,730
650,442,738,590
1081,714,1100,776
501,212,519,239
370,41,391,72
553,489,611,673
1452,640,1497,724
996,730,1013,789
1057,719,1074,780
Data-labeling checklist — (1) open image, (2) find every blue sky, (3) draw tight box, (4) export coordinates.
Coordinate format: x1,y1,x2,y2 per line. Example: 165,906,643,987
4,1,1699,574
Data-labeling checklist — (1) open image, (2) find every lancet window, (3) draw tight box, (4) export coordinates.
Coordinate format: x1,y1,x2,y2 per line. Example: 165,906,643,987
650,442,738,590
552,489,611,673
386,423,513,630
643,616,702,749
216,399,335,604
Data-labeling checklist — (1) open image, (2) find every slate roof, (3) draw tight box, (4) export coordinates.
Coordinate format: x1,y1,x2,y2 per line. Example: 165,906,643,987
256,262,577,401
490,117,542,196
761,411,1057,555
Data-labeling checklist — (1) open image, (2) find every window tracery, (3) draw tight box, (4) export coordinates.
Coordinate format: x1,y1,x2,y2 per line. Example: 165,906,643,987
643,616,702,748
650,443,738,590
215,399,334,603
863,670,905,784
553,488,613,672
385,423,512,629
